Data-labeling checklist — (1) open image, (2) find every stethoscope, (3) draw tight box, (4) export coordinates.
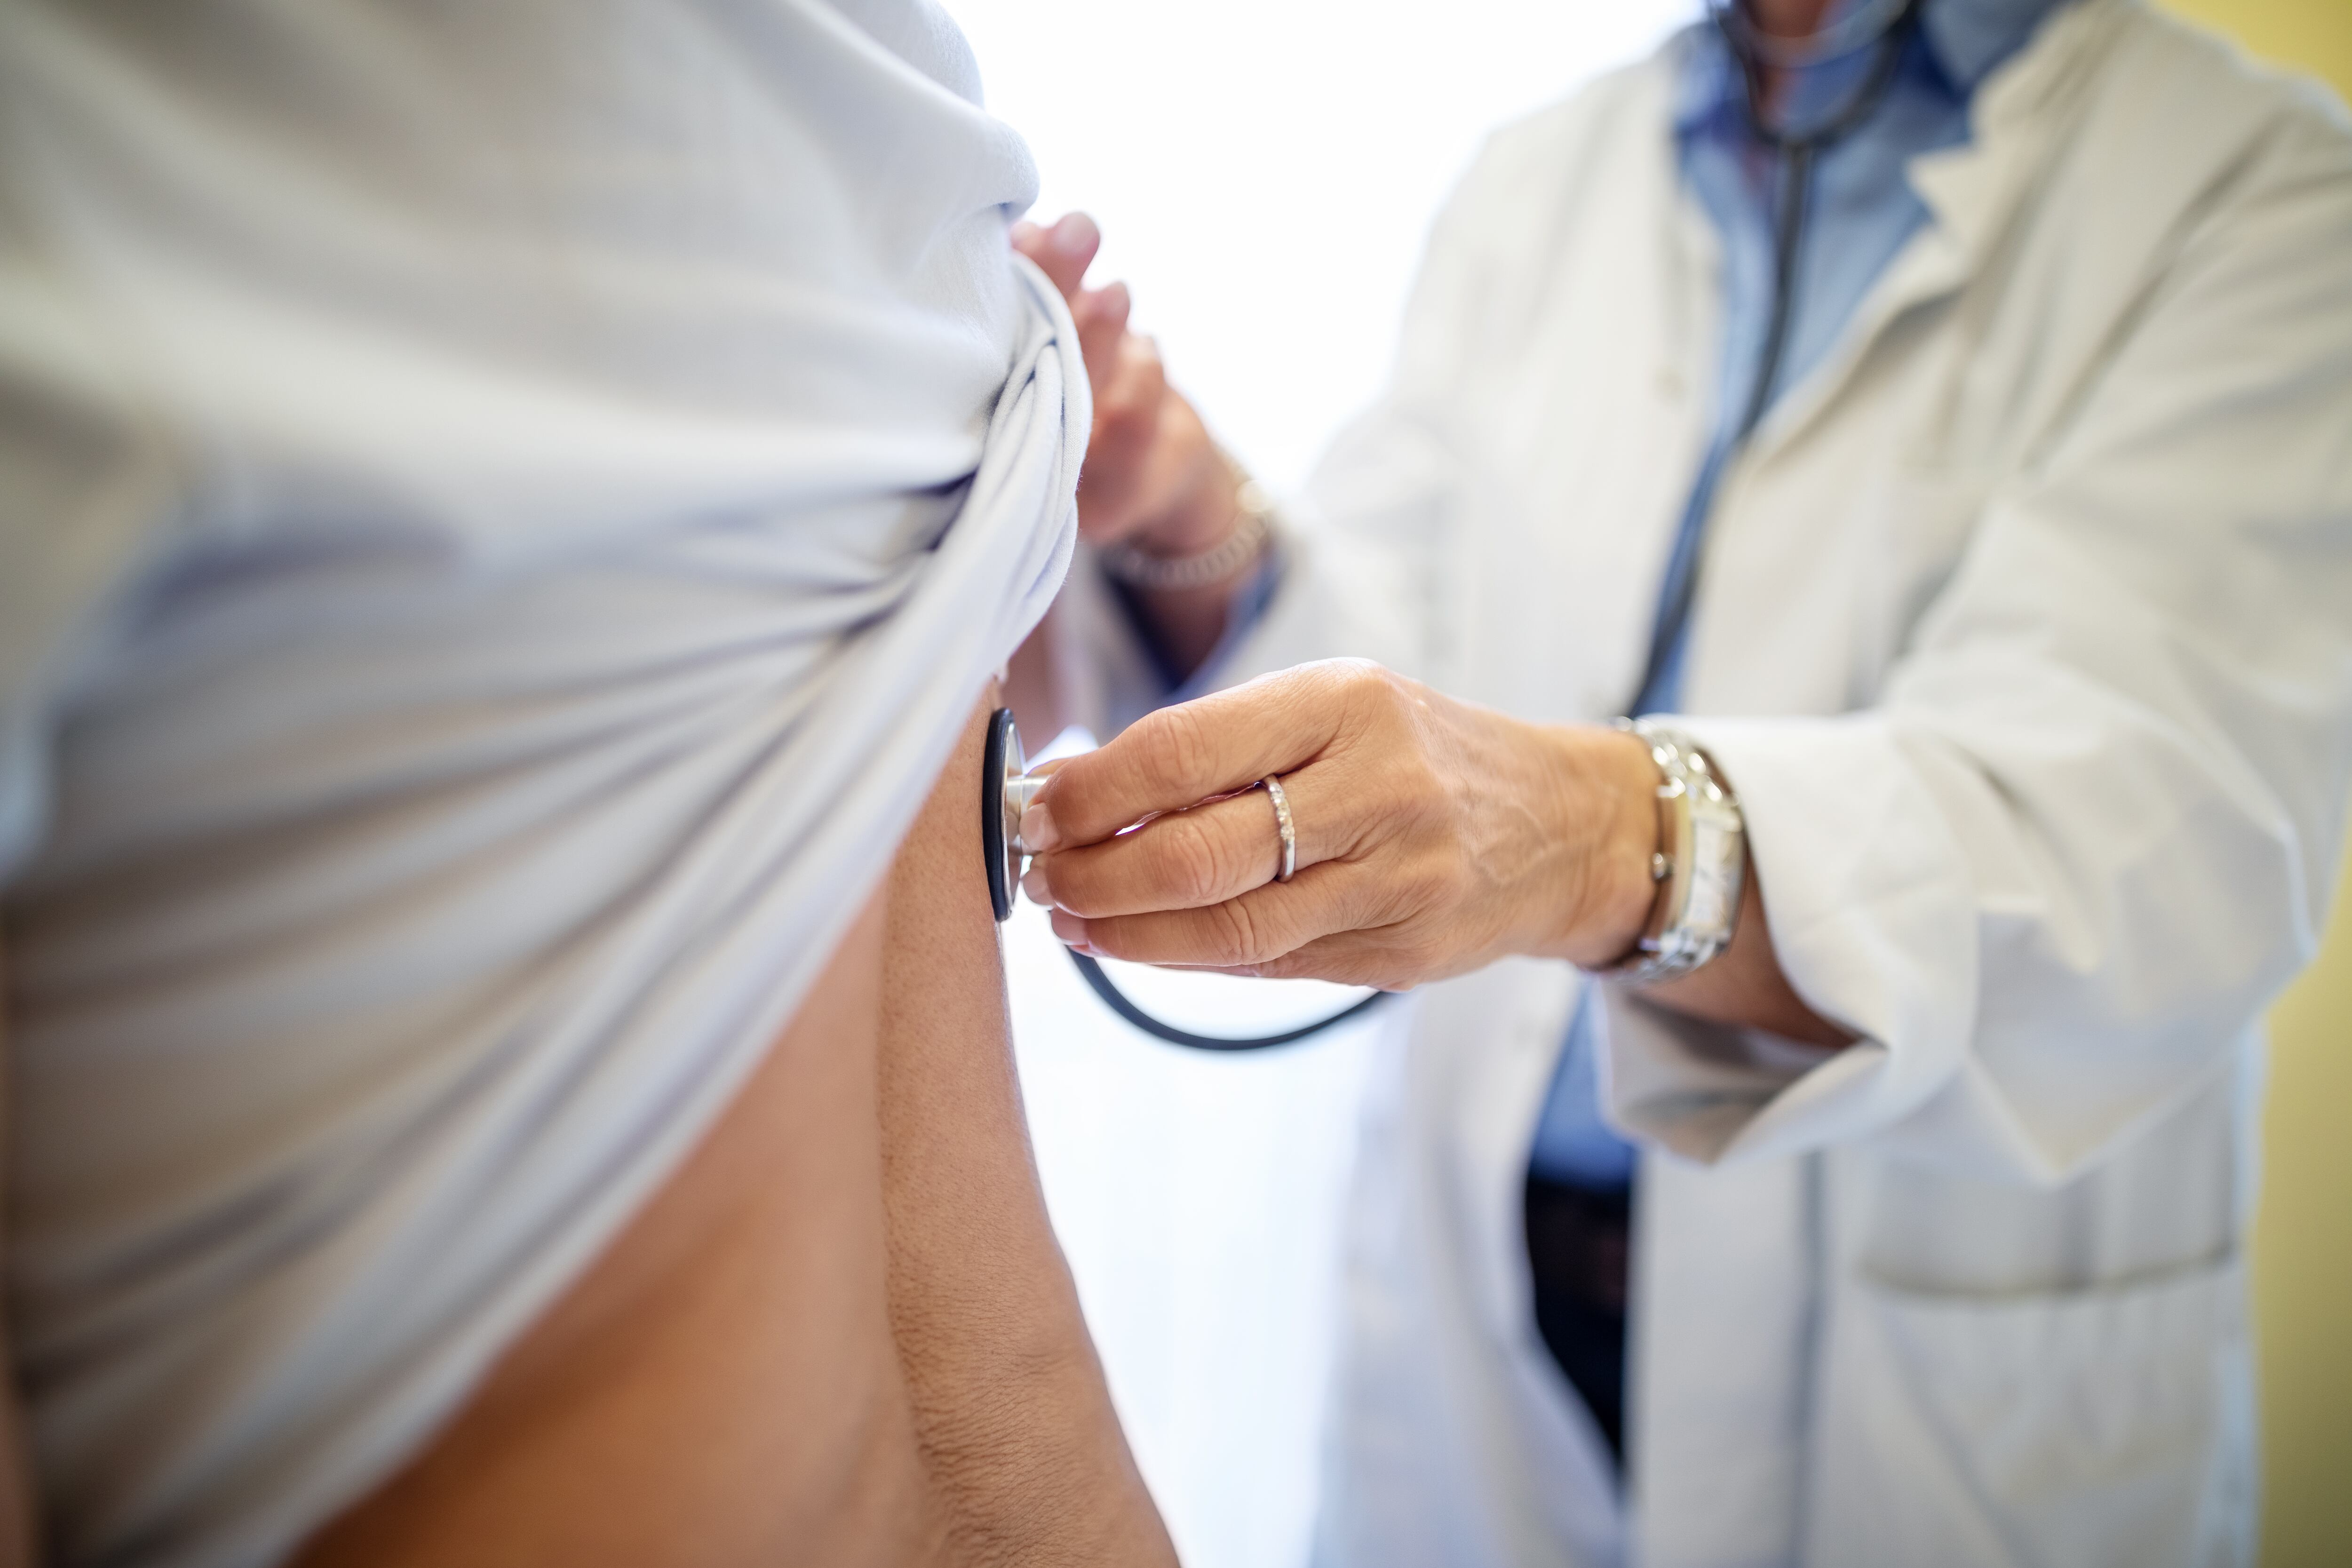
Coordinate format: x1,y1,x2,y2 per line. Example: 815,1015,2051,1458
983,708,1390,1051
1639,0,1923,705
1709,0,1923,437
981,3,1922,1052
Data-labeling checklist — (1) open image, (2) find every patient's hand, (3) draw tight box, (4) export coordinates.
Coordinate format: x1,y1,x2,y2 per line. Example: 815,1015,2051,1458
1011,214,1232,561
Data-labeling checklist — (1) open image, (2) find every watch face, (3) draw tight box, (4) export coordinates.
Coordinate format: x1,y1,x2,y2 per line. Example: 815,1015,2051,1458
982,707,1025,923
1689,828,1743,931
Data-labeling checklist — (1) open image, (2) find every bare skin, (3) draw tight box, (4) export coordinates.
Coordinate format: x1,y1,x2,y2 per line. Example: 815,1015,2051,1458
299,696,1174,1568
0,979,31,1568
1754,0,1840,46
0,12,1865,1554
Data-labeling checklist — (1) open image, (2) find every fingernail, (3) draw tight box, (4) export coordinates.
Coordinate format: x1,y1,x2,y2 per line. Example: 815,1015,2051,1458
1049,908,1087,947
1020,801,1062,854
1021,865,1053,906
1054,212,1098,255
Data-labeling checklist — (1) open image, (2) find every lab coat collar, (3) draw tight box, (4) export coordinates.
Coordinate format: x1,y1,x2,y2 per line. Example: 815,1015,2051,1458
1899,0,2122,276
1740,0,2126,456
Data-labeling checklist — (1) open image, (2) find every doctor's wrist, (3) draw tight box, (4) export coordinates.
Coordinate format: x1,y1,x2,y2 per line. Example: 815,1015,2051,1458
1119,450,1251,567
1533,724,1669,969
1100,454,1268,680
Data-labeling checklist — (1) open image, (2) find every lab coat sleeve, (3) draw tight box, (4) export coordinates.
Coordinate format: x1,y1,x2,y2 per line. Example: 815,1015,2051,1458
1629,103,2352,1182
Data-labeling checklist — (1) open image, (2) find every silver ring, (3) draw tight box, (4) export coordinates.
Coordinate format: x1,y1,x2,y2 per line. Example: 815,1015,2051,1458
1262,775,1297,883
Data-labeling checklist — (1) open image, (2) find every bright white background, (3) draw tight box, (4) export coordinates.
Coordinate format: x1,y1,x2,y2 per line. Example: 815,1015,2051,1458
948,5,1696,1566
954,0,1698,495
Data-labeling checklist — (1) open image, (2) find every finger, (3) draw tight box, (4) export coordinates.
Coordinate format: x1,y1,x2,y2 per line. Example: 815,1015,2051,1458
1049,859,1382,969
1009,219,1058,286
1017,211,1100,299
1071,280,1132,393
1084,332,1165,470
1091,329,1161,446
1026,767,1349,918
1074,339,1177,540
1024,661,1375,852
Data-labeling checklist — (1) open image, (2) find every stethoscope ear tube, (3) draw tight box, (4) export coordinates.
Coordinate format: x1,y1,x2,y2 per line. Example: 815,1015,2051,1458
985,708,1391,1051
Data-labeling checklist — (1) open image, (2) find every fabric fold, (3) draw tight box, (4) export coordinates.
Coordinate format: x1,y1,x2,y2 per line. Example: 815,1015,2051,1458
0,6,1083,1565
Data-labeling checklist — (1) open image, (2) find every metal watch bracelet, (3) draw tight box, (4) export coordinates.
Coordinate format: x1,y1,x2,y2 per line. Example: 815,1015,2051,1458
1608,718,1745,985
1097,454,1275,591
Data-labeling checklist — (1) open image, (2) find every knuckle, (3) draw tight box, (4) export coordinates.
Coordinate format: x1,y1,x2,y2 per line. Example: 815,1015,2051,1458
1152,814,1230,907
1204,898,1269,966
1397,859,1453,916
1340,657,1399,703
1050,858,1108,919
1143,703,1215,796
1080,915,1132,960
1326,659,1412,740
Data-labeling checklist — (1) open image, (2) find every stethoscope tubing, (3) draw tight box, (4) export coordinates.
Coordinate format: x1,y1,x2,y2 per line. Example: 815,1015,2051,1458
1634,0,1921,708
994,5,1919,1052
986,707,1389,1051
1065,948,1391,1052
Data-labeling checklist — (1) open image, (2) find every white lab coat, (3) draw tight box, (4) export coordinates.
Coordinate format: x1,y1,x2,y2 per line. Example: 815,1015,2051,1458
1048,1,2352,1563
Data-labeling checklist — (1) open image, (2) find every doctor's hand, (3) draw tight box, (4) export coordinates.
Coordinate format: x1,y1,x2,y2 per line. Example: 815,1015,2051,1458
1010,212,1239,562
1018,660,1668,990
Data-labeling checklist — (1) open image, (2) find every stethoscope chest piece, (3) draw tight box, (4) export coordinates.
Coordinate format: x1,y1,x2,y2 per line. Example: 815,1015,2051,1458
981,707,1390,1051
984,707,1045,922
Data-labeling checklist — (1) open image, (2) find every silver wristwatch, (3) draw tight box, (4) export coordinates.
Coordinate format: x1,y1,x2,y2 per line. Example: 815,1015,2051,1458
1609,718,1745,985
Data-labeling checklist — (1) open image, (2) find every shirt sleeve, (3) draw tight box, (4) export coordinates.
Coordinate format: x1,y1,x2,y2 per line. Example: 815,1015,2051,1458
1611,102,2352,1184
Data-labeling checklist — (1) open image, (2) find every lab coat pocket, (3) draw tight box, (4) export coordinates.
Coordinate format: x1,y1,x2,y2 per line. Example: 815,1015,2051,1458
1812,1259,2254,1568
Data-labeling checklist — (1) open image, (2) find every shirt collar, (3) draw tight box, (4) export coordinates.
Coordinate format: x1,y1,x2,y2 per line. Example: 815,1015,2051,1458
1923,0,2067,88
1671,0,2070,135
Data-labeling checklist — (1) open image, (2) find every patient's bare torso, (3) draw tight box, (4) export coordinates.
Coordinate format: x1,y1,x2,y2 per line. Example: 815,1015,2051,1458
297,697,1173,1567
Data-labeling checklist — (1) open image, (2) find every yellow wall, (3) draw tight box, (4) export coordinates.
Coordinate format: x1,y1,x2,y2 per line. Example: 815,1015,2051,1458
2150,6,2352,1561
2162,0,2352,96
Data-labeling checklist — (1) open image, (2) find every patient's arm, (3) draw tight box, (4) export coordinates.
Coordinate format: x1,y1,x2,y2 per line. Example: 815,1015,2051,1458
298,694,1169,1566
0,954,35,1568
880,701,1174,1566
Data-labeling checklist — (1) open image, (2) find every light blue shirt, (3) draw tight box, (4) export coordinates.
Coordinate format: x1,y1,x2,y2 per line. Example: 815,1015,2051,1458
1527,0,2066,1187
